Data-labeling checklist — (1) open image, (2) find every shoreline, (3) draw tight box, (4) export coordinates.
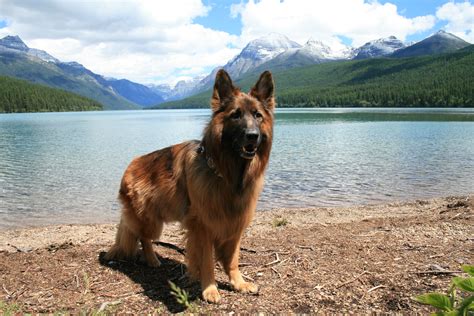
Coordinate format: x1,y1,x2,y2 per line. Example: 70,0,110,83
0,194,472,313
0,195,469,253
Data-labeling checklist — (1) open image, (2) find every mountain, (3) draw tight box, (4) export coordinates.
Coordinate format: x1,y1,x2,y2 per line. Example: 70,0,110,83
354,36,405,59
252,38,356,73
0,75,103,113
391,30,470,58
104,78,163,107
188,33,303,96
162,31,470,103
224,33,302,78
155,45,474,109
0,35,165,109
0,35,59,63
0,41,137,110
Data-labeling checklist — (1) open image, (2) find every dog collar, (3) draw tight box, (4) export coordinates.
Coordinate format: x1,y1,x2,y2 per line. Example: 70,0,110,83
197,144,223,178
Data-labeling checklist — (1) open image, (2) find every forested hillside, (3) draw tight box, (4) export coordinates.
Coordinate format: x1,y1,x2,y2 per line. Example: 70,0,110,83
156,45,474,108
0,76,103,113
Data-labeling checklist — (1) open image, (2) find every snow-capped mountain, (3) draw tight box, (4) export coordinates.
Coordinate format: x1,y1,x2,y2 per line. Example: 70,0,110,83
0,35,59,62
353,36,405,59
274,38,356,63
300,38,356,60
148,75,206,101
392,30,470,58
225,33,301,78
186,33,302,97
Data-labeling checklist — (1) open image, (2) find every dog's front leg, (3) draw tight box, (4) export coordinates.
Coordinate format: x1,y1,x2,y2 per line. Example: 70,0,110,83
186,227,221,303
200,232,221,303
217,237,259,294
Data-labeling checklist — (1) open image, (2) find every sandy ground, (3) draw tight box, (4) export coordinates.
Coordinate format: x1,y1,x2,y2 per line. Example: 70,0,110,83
0,195,472,314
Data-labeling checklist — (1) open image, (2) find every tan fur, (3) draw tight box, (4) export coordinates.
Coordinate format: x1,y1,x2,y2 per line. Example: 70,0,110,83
105,70,275,303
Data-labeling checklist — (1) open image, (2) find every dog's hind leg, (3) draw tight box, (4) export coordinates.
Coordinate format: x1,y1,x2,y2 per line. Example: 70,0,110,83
140,221,163,267
104,218,138,261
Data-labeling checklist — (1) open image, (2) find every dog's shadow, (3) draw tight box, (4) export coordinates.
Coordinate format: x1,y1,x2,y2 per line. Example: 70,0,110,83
98,244,232,313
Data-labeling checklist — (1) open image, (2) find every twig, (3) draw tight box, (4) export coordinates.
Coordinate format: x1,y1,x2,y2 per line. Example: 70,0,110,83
239,262,253,267
336,271,368,289
263,253,280,266
241,247,257,253
449,213,462,220
154,241,185,255
271,267,282,278
415,270,461,275
98,300,121,312
242,274,255,282
318,222,328,227
2,284,12,296
429,253,445,259
367,285,386,293
297,245,314,251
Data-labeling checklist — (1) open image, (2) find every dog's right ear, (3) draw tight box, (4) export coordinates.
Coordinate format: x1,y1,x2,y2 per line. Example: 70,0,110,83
211,69,236,112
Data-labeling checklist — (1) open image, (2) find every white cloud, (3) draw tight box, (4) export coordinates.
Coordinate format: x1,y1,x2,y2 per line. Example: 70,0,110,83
0,0,240,84
231,0,436,47
436,1,474,43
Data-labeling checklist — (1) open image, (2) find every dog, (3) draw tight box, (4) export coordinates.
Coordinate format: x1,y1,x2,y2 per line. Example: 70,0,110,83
104,69,275,303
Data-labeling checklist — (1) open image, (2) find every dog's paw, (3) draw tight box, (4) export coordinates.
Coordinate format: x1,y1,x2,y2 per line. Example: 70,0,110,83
146,255,161,268
139,252,161,267
202,285,221,303
232,281,259,294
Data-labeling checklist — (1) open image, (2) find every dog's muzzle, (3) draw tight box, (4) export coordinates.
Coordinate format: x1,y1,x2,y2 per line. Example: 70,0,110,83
240,129,260,159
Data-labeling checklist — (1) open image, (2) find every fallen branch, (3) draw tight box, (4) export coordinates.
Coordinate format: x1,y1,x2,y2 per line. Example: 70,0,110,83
336,271,368,289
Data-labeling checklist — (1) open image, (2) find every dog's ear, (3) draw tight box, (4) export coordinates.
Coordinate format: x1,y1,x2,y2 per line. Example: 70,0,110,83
211,69,236,112
250,71,274,110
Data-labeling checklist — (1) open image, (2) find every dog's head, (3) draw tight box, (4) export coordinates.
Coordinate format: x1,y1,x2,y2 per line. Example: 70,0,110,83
209,69,275,160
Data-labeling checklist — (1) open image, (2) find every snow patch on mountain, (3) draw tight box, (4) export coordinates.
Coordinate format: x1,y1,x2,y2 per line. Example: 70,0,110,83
354,36,405,59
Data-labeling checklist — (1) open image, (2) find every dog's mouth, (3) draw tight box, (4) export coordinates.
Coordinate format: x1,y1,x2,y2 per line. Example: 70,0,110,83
241,144,258,159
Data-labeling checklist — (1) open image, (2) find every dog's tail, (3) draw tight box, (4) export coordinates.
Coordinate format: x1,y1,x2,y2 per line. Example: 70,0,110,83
104,218,138,261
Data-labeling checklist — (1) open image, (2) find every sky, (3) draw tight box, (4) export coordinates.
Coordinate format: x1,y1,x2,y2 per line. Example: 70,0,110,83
0,0,472,86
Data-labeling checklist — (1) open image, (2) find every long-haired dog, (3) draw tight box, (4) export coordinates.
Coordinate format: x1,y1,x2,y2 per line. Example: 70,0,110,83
105,69,275,303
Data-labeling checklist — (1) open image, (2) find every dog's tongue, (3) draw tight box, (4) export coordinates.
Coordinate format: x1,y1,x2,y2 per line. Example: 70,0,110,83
244,144,256,153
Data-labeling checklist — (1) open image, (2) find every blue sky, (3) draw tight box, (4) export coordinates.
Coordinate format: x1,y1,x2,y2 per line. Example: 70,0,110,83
0,0,472,84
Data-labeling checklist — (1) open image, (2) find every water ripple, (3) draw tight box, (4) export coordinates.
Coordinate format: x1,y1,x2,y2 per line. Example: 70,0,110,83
1,109,474,229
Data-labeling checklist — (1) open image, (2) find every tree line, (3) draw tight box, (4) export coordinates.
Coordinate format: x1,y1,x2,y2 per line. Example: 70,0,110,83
0,76,103,113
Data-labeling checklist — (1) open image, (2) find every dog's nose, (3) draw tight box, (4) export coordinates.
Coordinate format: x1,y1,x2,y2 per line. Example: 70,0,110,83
245,130,259,142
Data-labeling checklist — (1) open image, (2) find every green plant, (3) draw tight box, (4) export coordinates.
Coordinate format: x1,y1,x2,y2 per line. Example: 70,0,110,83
0,301,21,315
272,217,288,227
168,280,191,308
415,265,474,315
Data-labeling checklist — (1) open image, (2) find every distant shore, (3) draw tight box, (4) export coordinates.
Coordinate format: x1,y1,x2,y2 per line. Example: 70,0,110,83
0,195,472,313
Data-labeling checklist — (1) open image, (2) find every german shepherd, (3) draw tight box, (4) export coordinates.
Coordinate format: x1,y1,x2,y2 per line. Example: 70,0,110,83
105,69,274,303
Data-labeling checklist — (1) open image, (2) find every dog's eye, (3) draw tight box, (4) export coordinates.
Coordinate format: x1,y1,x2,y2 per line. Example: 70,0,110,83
230,110,241,120
254,111,263,120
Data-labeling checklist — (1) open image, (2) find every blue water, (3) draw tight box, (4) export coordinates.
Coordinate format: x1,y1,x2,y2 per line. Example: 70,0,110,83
1,108,473,229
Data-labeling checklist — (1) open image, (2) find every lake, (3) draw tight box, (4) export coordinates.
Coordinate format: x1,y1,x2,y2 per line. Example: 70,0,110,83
1,108,473,229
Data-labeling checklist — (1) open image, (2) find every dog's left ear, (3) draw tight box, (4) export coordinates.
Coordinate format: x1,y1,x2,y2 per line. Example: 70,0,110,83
250,71,274,110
